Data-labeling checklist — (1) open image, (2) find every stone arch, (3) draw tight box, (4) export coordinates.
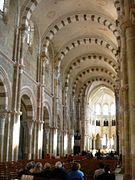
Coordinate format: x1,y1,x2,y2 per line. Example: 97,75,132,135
43,101,51,125
56,36,119,68
56,113,63,156
0,66,11,110
42,12,120,49
19,93,34,160
78,80,114,98
20,86,37,118
64,53,119,87
66,53,118,73
43,105,50,127
114,0,122,16
57,36,118,58
0,66,12,161
21,94,33,120
42,101,51,157
20,1,120,40
71,67,116,92
21,0,41,30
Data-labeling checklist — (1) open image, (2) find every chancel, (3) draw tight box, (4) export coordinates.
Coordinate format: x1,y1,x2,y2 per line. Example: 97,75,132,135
0,0,135,180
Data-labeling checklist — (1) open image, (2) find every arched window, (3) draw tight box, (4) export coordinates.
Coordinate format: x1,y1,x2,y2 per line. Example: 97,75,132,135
0,0,11,23
0,0,4,12
27,21,34,47
104,120,108,126
96,120,100,126
95,104,101,115
103,104,109,115
111,103,115,115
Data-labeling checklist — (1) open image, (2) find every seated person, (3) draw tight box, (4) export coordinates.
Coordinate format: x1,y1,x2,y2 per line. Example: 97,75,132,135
41,162,52,178
68,162,85,180
29,162,43,176
94,162,105,180
97,164,115,180
51,161,68,180
18,161,35,177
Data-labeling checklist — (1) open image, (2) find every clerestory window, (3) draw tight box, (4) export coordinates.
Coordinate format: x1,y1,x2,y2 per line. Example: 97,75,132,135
95,104,101,115
0,0,4,12
27,21,34,48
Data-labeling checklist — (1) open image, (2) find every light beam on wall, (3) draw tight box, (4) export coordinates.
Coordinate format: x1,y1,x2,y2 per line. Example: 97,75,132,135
13,120,20,150
64,134,67,151
53,129,57,151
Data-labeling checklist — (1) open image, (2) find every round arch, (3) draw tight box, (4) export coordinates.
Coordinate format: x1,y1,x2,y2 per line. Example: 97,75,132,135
19,93,34,160
0,66,12,110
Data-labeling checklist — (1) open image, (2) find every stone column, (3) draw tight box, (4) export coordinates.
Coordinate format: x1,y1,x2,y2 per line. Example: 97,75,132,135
32,120,37,159
37,121,44,159
60,130,64,156
73,99,81,155
43,128,49,155
49,127,53,156
9,23,26,161
0,111,6,161
68,131,72,154
93,136,96,150
80,98,85,151
51,127,57,156
4,110,11,161
125,24,135,180
115,91,120,154
120,34,131,180
12,111,21,161
56,129,60,156
27,120,34,159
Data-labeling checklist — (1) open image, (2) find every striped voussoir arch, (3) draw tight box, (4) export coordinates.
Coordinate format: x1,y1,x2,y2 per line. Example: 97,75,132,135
21,1,121,56
21,94,33,121
69,66,117,91
64,53,119,88
21,0,41,29
114,0,121,15
56,37,119,67
43,12,120,49
78,78,115,97
0,78,7,110
64,76,114,103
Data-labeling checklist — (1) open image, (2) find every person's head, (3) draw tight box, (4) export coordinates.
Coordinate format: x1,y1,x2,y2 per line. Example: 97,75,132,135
99,162,105,169
104,164,110,173
55,161,63,168
71,162,81,171
25,161,35,170
35,162,43,169
44,162,51,169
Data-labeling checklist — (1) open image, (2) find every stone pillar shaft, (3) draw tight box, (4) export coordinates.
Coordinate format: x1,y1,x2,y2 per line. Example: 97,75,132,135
120,35,131,179
115,92,120,154
0,112,6,161
125,25,135,180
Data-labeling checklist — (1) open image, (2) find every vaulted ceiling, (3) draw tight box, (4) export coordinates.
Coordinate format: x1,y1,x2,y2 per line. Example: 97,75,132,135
22,0,120,99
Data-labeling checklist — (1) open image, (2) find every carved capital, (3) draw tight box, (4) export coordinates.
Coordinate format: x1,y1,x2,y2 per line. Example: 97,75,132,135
120,7,135,32
40,52,49,64
130,7,135,25
121,84,128,92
